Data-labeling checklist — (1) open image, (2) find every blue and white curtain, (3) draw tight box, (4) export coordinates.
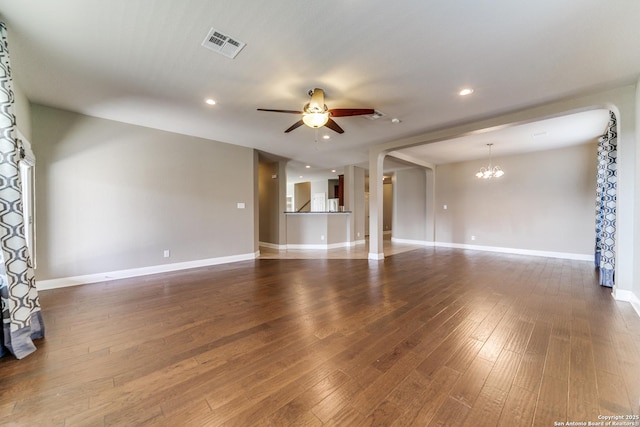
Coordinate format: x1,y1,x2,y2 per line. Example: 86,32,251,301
0,22,44,359
594,111,617,288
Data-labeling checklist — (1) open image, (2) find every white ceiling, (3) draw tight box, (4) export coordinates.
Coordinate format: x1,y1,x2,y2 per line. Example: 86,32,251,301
392,108,611,165
1,0,636,182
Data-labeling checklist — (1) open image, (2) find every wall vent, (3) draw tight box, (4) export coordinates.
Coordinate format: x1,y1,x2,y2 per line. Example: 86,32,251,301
201,28,246,59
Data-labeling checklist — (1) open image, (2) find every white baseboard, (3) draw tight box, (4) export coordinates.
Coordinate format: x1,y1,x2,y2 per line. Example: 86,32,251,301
395,239,592,261
436,242,593,261
36,251,260,290
391,238,435,246
613,288,640,318
259,241,287,250
286,241,355,250
368,252,385,260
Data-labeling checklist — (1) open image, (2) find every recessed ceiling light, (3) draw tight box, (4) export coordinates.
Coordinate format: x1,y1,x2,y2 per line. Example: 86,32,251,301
205,98,216,105
391,118,401,124
458,88,474,96
322,135,330,140
305,165,311,169
331,169,336,173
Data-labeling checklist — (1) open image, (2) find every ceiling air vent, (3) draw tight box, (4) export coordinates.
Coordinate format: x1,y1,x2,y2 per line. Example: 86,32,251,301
201,28,246,59
362,110,386,120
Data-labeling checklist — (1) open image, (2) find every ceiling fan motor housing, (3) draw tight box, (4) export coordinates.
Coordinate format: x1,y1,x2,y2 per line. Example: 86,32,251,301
306,88,327,113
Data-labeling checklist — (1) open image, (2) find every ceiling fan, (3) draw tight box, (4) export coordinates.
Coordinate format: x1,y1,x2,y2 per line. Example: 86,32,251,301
257,88,374,134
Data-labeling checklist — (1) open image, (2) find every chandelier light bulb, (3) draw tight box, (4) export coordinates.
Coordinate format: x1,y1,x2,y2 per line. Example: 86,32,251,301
475,144,504,179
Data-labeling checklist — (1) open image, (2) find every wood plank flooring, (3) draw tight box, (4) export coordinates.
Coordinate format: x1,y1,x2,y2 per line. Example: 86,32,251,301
1,247,639,426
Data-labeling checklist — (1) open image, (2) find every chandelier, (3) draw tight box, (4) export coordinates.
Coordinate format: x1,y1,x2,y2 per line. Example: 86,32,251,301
475,143,504,179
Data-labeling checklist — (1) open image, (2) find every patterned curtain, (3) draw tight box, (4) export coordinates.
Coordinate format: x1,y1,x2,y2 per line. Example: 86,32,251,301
0,22,44,359
594,111,617,288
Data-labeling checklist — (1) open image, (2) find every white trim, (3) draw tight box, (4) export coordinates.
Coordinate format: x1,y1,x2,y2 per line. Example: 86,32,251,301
389,238,592,261
36,251,260,290
368,252,385,260
612,288,640,318
259,241,287,250
391,237,435,246
286,241,354,250
387,151,435,170
17,130,36,164
435,241,592,261
284,212,351,215
262,240,363,250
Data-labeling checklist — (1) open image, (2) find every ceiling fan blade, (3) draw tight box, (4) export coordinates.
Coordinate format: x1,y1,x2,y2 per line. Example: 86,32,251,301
284,120,304,133
329,108,375,117
257,108,303,114
324,118,344,134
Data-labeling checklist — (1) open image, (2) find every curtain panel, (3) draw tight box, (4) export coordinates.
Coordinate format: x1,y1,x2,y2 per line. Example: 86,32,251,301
594,111,617,288
0,22,44,359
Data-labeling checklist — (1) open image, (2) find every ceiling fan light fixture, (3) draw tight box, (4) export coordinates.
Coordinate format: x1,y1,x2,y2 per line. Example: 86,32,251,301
302,111,329,128
302,98,330,128
257,87,374,134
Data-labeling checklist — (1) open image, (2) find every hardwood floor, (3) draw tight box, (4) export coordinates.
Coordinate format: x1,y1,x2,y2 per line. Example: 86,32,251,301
1,247,639,426
257,235,424,259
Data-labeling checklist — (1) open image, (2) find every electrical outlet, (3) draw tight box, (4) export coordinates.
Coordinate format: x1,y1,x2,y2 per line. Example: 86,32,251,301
320,235,325,241
471,236,476,241
163,249,170,258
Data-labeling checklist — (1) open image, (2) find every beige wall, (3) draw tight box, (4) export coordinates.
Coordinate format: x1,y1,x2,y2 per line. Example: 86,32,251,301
258,158,286,246
344,165,366,241
383,181,393,232
354,167,366,240
258,159,278,244
31,104,257,280
366,177,393,233
285,213,350,246
12,80,31,140
435,143,598,255
393,168,426,240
